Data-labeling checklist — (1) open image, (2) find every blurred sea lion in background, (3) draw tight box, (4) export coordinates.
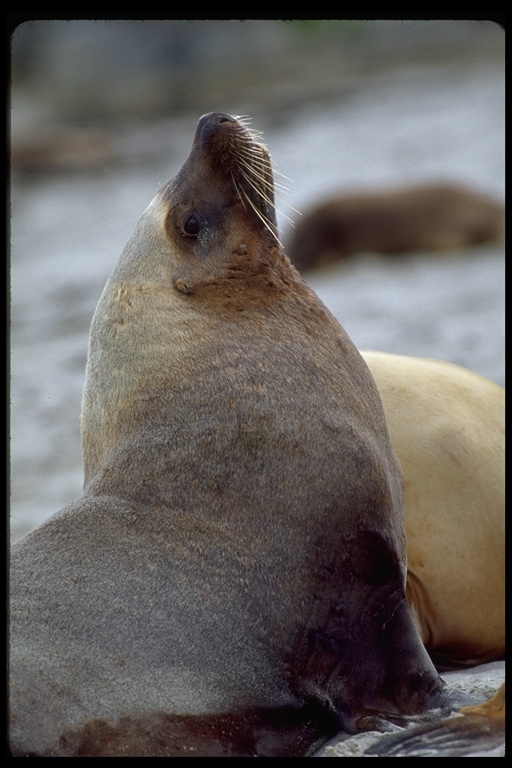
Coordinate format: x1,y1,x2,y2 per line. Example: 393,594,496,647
9,113,458,757
361,351,505,670
287,183,505,272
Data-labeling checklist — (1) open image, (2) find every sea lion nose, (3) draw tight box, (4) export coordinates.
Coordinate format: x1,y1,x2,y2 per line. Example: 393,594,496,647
195,112,236,145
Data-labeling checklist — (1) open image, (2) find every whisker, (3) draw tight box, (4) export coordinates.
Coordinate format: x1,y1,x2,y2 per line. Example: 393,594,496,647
237,154,299,228
240,189,284,249
236,162,274,193
235,149,272,171
273,168,295,185
225,114,299,239
275,195,302,219
231,173,246,207
237,169,275,211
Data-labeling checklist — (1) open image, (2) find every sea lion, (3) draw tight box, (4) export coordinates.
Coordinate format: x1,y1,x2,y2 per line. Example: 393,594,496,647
10,113,458,758
361,351,505,670
287,183,505,272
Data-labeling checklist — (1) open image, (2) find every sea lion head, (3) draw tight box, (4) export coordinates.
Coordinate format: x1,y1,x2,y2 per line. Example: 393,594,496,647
123,112,286,297
174,112,279,241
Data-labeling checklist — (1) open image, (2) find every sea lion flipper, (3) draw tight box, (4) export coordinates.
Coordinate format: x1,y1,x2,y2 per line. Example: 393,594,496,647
293,530,448,730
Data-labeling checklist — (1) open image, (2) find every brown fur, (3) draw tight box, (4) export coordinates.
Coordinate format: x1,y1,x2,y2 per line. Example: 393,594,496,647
10,114,456,757
287,183,505,272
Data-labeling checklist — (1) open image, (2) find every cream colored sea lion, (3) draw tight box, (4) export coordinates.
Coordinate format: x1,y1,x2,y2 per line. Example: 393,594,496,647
9,113,459,757
361,351,505,670
287,183,505,272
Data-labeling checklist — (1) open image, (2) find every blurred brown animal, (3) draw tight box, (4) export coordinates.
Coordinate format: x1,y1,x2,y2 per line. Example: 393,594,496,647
287,183,504,272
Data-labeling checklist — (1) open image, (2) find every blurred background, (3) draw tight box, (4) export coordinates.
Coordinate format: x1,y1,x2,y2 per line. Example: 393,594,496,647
9,18,505,542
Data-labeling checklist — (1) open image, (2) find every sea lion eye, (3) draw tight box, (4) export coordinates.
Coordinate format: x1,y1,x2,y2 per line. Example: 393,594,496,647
182,213,202,237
